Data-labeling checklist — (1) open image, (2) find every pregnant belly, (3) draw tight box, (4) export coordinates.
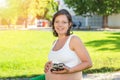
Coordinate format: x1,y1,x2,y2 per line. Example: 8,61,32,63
45,70,82,80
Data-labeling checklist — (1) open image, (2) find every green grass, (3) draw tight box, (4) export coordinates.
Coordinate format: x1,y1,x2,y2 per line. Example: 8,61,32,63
0,30,120,78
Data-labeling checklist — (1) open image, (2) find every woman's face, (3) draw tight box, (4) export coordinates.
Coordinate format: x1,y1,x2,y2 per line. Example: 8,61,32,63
54,14,71,36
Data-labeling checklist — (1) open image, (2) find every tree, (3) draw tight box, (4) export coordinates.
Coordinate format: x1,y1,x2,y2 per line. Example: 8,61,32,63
0,0,58,28
0,0,22,28
64,0,120,28
30,0,58,20
20,0,32,28
45,0,58,21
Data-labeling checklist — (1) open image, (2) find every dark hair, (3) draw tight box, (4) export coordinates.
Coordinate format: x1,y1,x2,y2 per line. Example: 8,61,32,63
52,9,73,37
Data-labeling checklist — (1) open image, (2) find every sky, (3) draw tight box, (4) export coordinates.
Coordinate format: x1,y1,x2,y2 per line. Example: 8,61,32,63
0,0,7,8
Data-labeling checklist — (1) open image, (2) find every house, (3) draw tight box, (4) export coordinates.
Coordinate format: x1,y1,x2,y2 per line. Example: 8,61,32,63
108,14,120,28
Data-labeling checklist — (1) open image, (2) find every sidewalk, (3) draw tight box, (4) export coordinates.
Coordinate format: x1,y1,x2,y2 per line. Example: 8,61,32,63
83,71,120,80
0,71,120,80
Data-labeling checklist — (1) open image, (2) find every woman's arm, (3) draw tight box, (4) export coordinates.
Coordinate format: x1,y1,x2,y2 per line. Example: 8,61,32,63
69,35,92,73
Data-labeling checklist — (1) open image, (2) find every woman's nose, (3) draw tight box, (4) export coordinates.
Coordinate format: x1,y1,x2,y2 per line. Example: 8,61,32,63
57,22,63,26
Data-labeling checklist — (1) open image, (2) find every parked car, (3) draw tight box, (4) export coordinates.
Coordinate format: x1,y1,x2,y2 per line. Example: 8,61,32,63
36,20,43,27
36,19,49,27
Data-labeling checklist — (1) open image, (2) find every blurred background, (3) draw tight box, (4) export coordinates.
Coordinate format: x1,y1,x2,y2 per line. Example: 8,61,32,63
0,0,120,30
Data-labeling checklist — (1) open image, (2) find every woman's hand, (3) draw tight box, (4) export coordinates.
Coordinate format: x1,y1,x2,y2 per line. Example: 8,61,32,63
51,66,70,74
44,61,52,73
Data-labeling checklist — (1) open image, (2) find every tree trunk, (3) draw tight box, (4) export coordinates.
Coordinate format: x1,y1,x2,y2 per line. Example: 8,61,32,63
8,19,11,28
43,9,48,19
24,18,27,28
103,15,108,28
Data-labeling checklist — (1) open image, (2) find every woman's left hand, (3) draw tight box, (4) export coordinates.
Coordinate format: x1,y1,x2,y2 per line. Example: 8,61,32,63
51,66,70,74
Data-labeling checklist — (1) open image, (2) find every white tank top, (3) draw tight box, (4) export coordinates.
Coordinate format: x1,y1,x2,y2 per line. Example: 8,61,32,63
48,35,81,68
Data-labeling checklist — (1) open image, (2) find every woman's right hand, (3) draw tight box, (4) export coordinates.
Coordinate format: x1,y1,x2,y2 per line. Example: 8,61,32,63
44,61,52,73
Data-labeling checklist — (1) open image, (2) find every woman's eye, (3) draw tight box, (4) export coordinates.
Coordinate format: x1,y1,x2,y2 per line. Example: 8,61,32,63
55,21,58,23
54,21,68,24
63,22,67,24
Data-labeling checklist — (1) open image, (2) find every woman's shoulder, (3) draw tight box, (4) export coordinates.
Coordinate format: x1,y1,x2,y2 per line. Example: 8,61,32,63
70,34,83,46
69,35,83,50
71,34,81,41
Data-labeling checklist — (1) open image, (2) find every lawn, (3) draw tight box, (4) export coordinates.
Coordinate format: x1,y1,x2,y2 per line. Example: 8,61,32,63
0,30,120,78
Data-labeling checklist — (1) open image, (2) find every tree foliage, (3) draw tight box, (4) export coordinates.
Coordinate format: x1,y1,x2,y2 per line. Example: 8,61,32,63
0,0,58,27
64,0,120,28
29,0,58,20
0,0,22,27
64,0,120,16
